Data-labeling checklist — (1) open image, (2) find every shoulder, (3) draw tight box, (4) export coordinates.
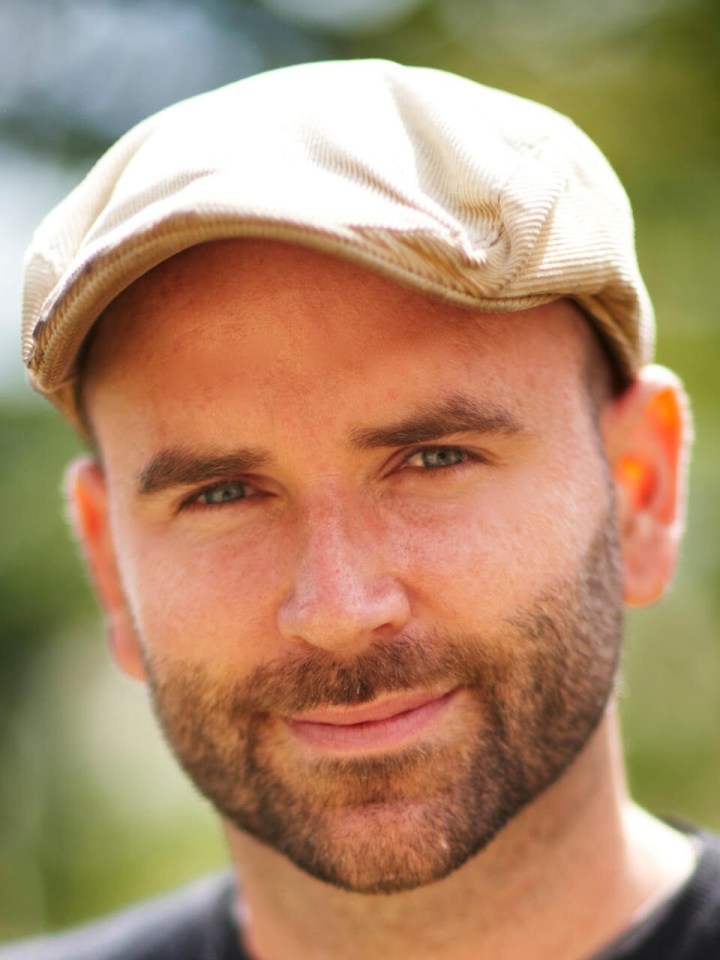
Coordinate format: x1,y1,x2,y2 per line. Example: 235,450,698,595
0,873,240,960
615,829,720,960
677,830,720,955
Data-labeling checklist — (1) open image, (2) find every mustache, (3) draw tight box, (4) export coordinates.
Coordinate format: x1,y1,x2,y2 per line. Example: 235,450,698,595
246,631,496,712
141,519,621,721
147,629,501,718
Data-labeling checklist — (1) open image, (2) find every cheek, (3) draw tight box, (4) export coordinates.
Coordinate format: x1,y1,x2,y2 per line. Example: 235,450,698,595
391,457,610,624
111,517,287,663
108,442,608,655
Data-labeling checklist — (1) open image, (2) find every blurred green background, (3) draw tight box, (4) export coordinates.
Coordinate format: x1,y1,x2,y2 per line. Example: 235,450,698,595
1,0,719,942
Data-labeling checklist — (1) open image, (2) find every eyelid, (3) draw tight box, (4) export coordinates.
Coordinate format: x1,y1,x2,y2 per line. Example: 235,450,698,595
400,443,493,469
174,443,493,510
177,477,258,511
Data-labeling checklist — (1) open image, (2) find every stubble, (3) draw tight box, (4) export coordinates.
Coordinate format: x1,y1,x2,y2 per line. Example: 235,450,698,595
142,515,623,894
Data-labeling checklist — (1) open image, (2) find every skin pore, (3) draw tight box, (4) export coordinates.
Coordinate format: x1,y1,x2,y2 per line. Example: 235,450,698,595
70,239,694,960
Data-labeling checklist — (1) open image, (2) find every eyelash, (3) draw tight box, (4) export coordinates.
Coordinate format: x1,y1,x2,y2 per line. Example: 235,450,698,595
183,480,258,510
183,445,486,511
402,445,478,471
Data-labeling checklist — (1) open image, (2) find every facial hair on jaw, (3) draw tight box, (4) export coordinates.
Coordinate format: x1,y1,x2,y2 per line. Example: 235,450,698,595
140,516,623,894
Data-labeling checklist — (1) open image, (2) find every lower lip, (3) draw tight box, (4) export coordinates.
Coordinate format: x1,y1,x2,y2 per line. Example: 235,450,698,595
287,689,459,752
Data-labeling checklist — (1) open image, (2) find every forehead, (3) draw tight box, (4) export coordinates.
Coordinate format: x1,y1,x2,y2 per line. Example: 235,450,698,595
83,239,593,435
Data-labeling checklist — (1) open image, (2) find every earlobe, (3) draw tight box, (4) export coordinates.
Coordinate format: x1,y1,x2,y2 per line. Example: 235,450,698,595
603,365,692,608
65,456,147,681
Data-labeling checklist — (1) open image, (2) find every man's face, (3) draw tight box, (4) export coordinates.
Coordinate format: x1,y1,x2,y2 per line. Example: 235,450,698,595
81,239,622,894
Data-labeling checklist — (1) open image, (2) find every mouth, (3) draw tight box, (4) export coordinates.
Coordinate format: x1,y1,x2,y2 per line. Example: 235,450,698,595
284,687,460,753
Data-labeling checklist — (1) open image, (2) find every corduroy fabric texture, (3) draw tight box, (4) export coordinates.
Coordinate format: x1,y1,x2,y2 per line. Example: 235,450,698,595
21,58,654,435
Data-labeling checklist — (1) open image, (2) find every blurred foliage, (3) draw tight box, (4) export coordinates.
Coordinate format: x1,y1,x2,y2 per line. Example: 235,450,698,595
0,402,88,704
1,0,719,943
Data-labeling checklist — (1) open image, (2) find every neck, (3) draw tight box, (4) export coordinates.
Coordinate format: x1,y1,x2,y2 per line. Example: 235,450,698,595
225,705,695,960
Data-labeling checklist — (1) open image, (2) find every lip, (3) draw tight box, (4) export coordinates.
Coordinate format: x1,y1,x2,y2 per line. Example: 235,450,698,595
285,688,460,752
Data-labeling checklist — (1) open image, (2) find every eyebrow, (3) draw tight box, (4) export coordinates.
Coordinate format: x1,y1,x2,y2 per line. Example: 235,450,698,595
137,395,524,496
349,394,524,448
138,448,271,495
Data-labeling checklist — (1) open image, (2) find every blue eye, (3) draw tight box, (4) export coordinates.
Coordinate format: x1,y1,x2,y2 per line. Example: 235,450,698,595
197,482,247,505
409,448,467,469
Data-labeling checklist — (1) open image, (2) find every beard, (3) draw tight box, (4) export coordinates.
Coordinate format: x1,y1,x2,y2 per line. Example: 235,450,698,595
141,516,623,895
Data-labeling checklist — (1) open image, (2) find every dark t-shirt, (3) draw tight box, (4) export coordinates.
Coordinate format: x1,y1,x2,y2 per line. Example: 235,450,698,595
0,875,244,960
594,830,720,960
2,832,720,959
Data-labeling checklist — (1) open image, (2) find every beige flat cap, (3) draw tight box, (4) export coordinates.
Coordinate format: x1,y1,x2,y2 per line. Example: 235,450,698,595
21,58,654,435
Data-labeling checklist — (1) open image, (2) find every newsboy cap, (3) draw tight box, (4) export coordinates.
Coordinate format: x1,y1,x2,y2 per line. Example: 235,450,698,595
22,58,654,435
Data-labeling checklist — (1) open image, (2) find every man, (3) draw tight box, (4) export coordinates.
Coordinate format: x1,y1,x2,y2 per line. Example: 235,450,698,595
5,58,718,959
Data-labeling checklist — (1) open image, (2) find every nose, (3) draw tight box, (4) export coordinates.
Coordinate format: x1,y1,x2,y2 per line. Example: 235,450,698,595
277,496,411,654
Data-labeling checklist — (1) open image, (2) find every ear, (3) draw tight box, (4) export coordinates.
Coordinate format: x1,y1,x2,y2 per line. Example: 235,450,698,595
65,457,147,681
602,364,692,607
